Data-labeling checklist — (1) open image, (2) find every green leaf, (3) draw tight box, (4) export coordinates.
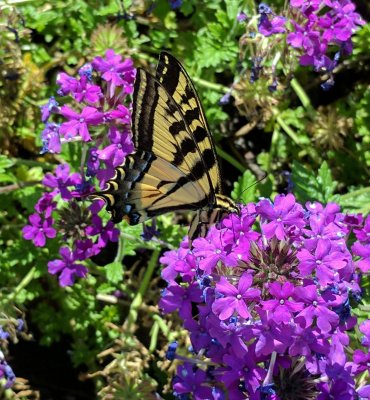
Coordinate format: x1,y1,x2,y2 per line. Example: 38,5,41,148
291,161,338,203
104,261,123,284
337,187,370,214
225,0,240,21
0,155,14,171
231,170,257,204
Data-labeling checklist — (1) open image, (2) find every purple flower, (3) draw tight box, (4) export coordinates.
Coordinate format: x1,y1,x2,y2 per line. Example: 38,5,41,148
40,96,59,122
256,194,305,240
173,363,212,399
42,164,82,200
22,214,56,247
259,15,287,37
86,146,100,177
96,127,134,167
56,72,78,96
92,49,135,97
359,320,370,347
169,0,182,9
261,282,303,323
237,12,248,22
221,348,266,394
212,273,261,320
294,285,339,333
159,282,203,319
297,239,348,286
72,76,102,103
252,309,292,356
48,247,88,287
85,215,120,248
287,21,321,57
354,215,370,243
192,234,238,274
303,213,344,252
34,192,57,218
288,325,329,357
40,123,61,154
74,239,101,261
60,105,104,142
0,359,15,388
110,104,131,124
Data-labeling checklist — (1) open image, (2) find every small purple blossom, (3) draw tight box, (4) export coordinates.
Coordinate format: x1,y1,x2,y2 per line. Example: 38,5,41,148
212,273,261,320
60,105,104,142
42,164,82,200
173,363,212,399
256,193,305,240
22,214,56,247
48,247,88,287
40,123,61,154
72,76,102,103
92,49,135,97
40,96,59,122
96,127,134,167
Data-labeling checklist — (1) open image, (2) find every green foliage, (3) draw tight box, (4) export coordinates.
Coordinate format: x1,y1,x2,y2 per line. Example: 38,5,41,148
292,161,339,204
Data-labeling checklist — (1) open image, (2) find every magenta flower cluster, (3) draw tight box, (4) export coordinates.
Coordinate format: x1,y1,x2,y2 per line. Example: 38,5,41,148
255,1,364,89
159,194,370,399
23,50,135,286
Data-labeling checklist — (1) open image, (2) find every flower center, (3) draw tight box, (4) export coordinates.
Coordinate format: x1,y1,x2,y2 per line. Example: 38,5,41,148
316,260,322,265
313,301,318,307
236,294,242,300
215,249,221,254
279,299,285,305
79,118,85,123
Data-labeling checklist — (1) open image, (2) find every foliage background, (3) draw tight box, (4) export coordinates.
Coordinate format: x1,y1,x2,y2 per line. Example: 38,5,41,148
0,0,369,398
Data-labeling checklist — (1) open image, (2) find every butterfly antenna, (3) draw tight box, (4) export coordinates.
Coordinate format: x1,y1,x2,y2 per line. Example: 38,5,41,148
236,173,268,203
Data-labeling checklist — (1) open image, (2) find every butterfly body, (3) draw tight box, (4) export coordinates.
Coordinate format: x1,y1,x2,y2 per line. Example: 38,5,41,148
93,52,239,241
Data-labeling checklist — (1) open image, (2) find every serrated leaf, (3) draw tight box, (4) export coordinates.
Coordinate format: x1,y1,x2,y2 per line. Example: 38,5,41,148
105,261,123,284
231,170,257,204
317,161,337,201
337,188,370,214
291,161,337,203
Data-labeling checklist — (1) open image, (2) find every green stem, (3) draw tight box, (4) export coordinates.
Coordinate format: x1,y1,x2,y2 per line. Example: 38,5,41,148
149,320,159,353
7,267,36,302
126,249,160,330
275,115,302,145
290,78,313,112
216,146,245,173
192,77,229,93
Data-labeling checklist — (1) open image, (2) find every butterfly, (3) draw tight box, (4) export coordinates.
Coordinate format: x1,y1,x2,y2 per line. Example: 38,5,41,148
92,52,239,242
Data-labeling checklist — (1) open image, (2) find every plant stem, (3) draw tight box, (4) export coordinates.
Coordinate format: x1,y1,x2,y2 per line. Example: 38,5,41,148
216,146,245,173
126,249,160,331
7,267,36,302
290,78,313,112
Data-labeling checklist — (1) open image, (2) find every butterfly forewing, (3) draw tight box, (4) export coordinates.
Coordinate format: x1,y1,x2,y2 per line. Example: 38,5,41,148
155,52,223,195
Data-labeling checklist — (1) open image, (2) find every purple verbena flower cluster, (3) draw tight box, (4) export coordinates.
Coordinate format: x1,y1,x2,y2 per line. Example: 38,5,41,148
23,49,135,286
159,194,370,399
242,1,364,89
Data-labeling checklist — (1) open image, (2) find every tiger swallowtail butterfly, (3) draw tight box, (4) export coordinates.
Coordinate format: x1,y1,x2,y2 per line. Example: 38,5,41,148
91,52,239,242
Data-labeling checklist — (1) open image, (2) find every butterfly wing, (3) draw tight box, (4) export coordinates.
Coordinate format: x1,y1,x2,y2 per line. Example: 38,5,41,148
155,52,223,195
94,66,217,224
